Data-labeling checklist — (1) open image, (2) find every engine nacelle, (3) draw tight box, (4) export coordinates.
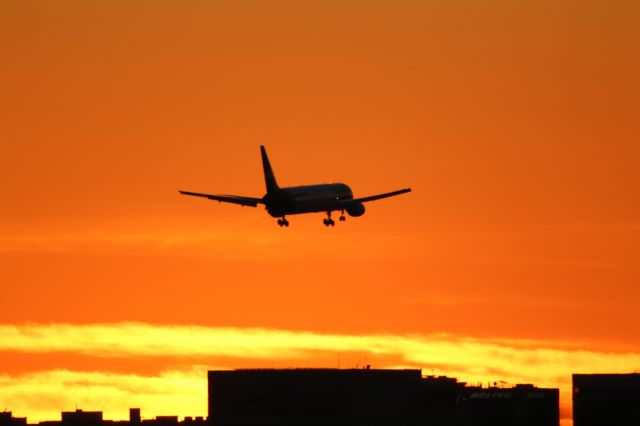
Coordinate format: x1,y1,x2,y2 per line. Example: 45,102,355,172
346,202,366,217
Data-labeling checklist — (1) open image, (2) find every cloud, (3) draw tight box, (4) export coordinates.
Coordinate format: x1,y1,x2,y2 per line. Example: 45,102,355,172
0,368,207,422
2,323,638,380
0,227,414,262
1,323,639,423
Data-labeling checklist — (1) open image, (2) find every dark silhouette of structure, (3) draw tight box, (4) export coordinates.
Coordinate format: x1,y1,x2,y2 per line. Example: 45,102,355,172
421,376,468,425
4,369,563,425
420,377,558,426
179,146,411,227
455,383,559,426
0,412,27,426
208,369,423,425
60,410,102,426
208,369,559,426
573,373,640,426
8,409,204,426
128,410,140,426
148,417,177,426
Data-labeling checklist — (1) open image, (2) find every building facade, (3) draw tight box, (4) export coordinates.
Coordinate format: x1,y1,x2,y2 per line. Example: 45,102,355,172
456,384,559,426
573,373,640,426
208,369,423,426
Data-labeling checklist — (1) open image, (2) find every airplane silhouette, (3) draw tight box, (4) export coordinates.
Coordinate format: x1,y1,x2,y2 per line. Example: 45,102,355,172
179,146,411,227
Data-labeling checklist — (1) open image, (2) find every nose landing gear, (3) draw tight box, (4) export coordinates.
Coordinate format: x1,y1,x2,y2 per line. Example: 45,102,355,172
277,217,289,227
339,210,346,222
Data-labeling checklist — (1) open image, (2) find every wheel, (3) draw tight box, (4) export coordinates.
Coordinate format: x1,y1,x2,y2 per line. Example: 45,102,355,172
339,216,346,222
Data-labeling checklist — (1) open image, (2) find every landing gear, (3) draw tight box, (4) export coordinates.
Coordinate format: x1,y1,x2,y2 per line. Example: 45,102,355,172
339,210,346,222
323,211,335,227
277,217,289,227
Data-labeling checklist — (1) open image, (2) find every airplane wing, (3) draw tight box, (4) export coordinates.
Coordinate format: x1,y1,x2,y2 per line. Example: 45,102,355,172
349,188,412,204
178,190,263,207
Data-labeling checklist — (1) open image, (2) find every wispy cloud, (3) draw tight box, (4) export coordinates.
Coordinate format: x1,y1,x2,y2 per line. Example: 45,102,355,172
0,368,208,422
1,323,639,423
2,323,638,377
0,227,417,261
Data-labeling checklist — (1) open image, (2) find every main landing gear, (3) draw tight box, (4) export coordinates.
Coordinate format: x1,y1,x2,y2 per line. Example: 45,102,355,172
323,211,341,227
277,217,289,227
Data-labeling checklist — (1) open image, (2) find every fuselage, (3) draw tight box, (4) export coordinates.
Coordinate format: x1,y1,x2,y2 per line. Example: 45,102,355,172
263,183,353,217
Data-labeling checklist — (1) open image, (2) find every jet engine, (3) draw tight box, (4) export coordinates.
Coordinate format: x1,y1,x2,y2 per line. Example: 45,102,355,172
346,202,366,217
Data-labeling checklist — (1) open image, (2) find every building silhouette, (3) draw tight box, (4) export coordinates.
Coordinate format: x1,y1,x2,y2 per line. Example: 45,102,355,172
208,369,559,426
421,376,468,425
129,410,140,426
8,409,204,426
3,369,562,425
573,373,640,426
208,369,423,425
61,410,103,426
456,383,559,426
0,412,27,426
420,377,558,426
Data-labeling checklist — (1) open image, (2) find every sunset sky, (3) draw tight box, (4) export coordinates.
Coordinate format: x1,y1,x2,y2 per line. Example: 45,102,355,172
1,1,639,425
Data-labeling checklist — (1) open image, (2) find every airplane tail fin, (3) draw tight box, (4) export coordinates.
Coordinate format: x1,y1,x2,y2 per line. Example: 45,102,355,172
260,146,279,193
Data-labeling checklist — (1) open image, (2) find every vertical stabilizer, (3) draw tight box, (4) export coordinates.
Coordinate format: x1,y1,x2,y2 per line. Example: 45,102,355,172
260,146,279,193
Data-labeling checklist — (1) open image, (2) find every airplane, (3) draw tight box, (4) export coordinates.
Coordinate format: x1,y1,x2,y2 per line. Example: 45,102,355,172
179,146,411,227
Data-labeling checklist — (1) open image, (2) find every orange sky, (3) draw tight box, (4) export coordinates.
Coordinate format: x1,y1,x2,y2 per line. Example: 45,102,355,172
1,1,639,424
